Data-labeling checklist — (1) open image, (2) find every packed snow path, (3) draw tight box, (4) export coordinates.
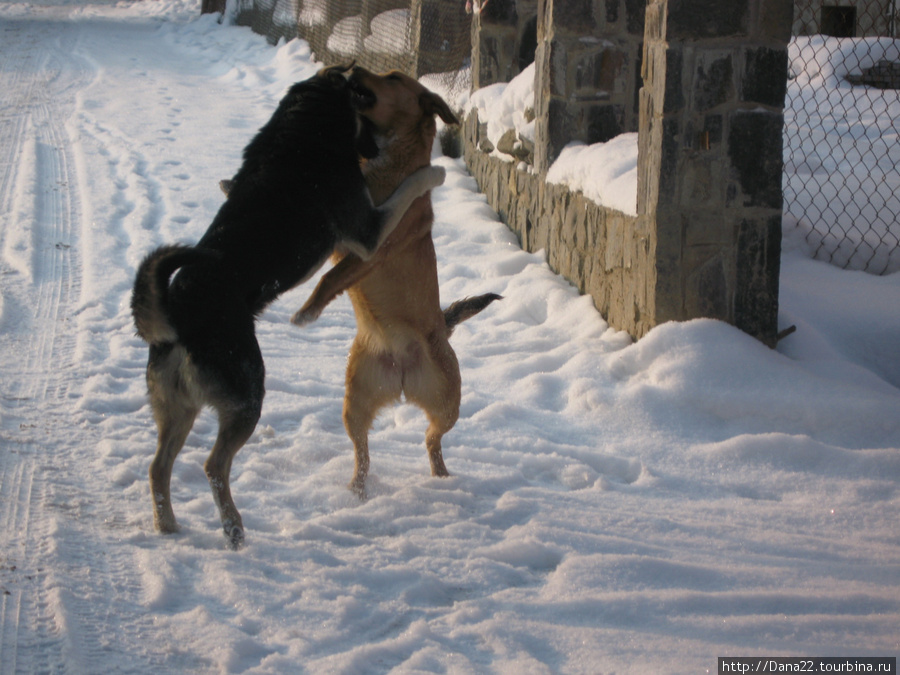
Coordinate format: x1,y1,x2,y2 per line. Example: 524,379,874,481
0,3,898,673
1,13,98,673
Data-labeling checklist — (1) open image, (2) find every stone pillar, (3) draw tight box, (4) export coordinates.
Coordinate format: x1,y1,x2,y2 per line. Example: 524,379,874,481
470,0,520,90
637,0,792,346
533,0,646,173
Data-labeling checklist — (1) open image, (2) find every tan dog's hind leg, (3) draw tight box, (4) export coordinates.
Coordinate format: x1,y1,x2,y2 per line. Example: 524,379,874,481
404,338,461,478
343,339,403,497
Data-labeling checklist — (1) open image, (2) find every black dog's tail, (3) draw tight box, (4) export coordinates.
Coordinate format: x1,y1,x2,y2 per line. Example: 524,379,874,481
131,245,208,345
443,293,502,335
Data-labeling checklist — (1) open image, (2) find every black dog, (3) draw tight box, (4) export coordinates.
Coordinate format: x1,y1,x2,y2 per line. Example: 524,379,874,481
130,65,444,548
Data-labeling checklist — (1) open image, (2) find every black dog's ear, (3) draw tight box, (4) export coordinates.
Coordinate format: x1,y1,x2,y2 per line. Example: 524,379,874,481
420,91,460,126
318,62,354,86
356,116,379,159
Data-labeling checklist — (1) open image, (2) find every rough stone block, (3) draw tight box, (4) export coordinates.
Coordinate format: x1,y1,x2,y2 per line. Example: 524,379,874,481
586,104,624,143
653,231,684,324
552,0,595,31
563,196,578,248
727,110,784,209
627,0,650,36
742,47,788,106
758,0,794,42
686,210,735,248
703,113,723,145
479,35,501,83
574,202,587,249
692,52,734,112
681,159,718,207
575,47,627,95
658,117,680,202
548,41,568,96
606,0,619,25
663,48,684,114
605,215,624,271
547,98,576,161
685,253,729,320
608,212,629,268
734,215,781,346
666,0,749,39
481,0,518,25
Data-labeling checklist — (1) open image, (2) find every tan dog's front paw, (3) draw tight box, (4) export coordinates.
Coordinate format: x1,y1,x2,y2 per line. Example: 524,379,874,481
290,306,320,327
421,165,445,191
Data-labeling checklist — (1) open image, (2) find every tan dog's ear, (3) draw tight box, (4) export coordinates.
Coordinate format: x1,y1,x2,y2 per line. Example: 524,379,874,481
421,91,459,126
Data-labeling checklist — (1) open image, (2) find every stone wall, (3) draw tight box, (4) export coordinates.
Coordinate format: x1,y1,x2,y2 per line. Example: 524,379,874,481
464,115,653,337
466,0,792,346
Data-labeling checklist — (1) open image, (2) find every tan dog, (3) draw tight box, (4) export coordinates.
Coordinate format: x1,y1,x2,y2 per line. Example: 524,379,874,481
292,67,500,497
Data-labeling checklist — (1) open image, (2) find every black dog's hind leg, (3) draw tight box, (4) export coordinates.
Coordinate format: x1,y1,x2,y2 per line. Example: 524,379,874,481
150,405,200,534
201,332,265,550
343,165,446,260
147,345,202,535
205,405,259,550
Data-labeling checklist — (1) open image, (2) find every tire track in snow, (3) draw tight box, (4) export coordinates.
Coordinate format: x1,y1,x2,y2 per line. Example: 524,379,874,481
0,459,34,674
0,20,89,674
0,22,83,400
0,20,171,674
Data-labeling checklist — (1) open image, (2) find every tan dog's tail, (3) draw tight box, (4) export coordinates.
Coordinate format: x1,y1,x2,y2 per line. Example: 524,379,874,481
443,293,502,335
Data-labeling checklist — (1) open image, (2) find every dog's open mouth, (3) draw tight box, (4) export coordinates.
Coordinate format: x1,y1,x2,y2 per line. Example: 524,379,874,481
347,73,376,111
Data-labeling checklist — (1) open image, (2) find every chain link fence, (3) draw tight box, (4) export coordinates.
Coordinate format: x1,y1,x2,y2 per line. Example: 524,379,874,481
230,0,473,103
784,0,900,274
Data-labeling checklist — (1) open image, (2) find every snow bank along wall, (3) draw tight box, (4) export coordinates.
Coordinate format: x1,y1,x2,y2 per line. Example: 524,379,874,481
233,0,792,347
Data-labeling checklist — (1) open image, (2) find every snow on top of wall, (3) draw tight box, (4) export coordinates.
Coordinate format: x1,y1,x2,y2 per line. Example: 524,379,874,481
466,62,638,216
467,62,537,155
546,135,639,216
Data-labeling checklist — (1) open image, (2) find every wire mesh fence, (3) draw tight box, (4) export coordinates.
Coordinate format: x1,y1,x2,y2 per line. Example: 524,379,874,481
784,0,900,275
231,0,473,102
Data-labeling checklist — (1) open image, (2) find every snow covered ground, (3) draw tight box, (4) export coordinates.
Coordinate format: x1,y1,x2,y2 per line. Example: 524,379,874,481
0,1,898,672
